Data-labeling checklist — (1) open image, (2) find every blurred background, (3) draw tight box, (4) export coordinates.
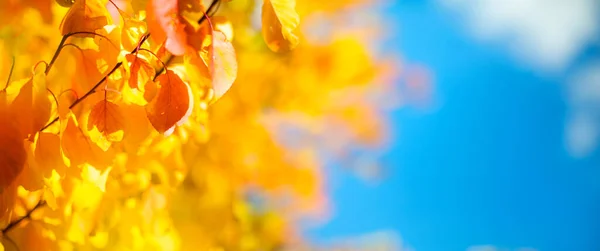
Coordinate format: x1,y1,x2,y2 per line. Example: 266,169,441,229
303,1,600,250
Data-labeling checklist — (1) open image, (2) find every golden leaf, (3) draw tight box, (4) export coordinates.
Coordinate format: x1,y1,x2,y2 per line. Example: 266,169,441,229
60,0,110,37
262,0,300,52
208,31,237,101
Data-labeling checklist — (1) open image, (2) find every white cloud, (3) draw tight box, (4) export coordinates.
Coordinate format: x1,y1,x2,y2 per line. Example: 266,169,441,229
439,0,600,157
439,0,599,71
565,61,600,157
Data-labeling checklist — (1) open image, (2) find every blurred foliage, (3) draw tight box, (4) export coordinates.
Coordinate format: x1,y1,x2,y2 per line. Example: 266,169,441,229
0,0,401,250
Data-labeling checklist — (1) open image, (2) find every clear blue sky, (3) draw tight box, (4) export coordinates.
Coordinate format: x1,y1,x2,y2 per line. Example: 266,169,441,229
306,1,600,251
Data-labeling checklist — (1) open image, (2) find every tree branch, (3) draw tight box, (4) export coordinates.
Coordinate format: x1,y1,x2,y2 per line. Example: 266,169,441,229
1,200,46,234
40,33,151,132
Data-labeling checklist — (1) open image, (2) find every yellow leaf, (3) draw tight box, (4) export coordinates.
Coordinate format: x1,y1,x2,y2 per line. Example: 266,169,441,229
208,31,238,101
146,70,193,135
122,17,148,52
81,164,111,192
60,0,110,37
213,16,234,41
261,0,300,52
43,169,64,210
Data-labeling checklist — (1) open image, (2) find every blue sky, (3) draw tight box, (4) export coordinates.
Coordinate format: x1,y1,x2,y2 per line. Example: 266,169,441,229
306,1,600,251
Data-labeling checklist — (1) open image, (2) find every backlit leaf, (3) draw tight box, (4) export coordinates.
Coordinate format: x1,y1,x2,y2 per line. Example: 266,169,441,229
125,54,155,89
262,0,300,52
122,17,148,52
208,31,238,101
146,0,187,55
146,70,193,135
60,0,110,37
10,68,51,138
87,100,127,149
61,113,114,168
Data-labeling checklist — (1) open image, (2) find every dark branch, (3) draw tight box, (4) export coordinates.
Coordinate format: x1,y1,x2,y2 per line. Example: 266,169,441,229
1,200,46,234
40,33,151,132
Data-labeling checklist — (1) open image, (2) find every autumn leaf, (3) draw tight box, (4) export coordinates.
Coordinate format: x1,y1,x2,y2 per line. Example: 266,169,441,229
0,112,26,193
146,70,193,135
87,99,127,150
125,54,155,89
146,0,187,55
207,31,238,101
262,0,300,52
10,68,52,138
67,48,109,95
61,113,114,168
36,133,66,177
60,0,110,37
122,17,148,52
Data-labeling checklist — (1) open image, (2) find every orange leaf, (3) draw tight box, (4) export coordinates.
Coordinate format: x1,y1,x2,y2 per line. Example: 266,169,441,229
146,70,193,135
60,0,110,37
126,54,155,89
61,113,114,168
67,48,108,95
36,132,66,177
261,0,300,52
87,100,127,146
146,0,187,55
208,31,237,101
0,112,26,193
10,69,52,138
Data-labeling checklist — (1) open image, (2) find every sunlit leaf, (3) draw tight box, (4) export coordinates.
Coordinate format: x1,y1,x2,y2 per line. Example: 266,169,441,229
125,54,155,89
146,0,187,55
60,0,110,37
87,99,127,150
146,70,193,135
60,113,114,168
207,31,237,101
10,69,51,138
262,0,300,52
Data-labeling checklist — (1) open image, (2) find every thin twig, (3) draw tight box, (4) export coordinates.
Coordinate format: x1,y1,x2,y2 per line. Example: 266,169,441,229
45,35,67,75
40,34,151,132
1,200,46,234
3,55,15,91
